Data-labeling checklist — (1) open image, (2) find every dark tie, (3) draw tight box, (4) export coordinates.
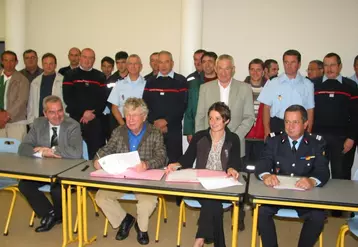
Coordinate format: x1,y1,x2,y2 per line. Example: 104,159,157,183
51,127,58,147
292,140,298,154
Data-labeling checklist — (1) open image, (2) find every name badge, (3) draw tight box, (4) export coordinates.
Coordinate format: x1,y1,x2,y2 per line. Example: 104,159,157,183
160,92,165,96
329,93,334,98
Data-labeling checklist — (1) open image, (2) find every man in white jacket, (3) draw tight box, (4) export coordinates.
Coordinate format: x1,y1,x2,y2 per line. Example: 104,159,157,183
27,53,66,125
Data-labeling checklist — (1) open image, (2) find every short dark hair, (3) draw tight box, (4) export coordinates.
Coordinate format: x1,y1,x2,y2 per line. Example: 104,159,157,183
283,49,301,63
23,49,38,58
101,56,115,66
354,55,358,66
309,60,323,69
207,102,231,123
324,52,341,65
264,59,278,70
1,50,18,61
194,49,206,55
249,58,264,70
284,105,308,123
150,52,159,58
42,53,57,64
201,51,218,62
115,51,128,61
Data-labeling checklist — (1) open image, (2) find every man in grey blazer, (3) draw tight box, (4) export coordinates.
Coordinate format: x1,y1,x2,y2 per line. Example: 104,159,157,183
195,54,255,232
195,54,255,157
18,95,82,233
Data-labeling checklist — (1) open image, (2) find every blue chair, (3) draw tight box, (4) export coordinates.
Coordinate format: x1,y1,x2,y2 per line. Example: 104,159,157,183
29,140,99,226
0,138,21,235
336,169,358,247
176,198,233,247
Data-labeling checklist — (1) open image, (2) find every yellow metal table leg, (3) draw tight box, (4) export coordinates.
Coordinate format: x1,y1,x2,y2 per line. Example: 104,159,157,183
251,204,260,247
231,201,239,247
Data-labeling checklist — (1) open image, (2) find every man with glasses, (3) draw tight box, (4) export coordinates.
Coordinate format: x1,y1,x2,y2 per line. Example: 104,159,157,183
312,53,358,185
306,60,324,80
20,49,43,83
258,50,314,137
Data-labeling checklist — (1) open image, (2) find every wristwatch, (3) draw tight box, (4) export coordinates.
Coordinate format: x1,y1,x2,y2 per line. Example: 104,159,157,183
51,146,57,154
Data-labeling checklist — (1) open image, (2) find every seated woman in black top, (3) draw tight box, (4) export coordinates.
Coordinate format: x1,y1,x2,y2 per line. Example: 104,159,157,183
166,102,241,247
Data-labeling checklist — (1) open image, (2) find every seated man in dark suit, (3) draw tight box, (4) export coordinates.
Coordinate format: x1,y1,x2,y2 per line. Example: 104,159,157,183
18,95,82,232
255,104,330,247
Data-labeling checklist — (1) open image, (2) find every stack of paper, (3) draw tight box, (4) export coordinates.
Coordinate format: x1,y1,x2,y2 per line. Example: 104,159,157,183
165,169,198,182
273,176,304,191
98,151,140,175
90,168,165,181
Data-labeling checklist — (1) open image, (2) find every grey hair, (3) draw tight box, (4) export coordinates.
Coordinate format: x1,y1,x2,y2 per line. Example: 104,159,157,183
43,95,63,112
123,98,149,116
216,54,235,67
158,50,173,61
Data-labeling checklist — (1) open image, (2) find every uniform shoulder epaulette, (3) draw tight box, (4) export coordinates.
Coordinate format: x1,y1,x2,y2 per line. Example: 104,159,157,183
187,76,195,82
308,133,323,141
269,131,283,138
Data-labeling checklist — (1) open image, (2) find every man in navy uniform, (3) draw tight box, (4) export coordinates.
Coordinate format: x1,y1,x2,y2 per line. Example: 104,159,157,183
255,104,329,247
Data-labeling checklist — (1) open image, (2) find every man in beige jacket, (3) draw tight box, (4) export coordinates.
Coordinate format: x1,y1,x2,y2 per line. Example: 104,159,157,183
27,53,65,125
0,51,30,141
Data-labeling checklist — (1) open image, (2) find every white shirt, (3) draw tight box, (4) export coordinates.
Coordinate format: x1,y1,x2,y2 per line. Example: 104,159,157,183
1,71,12,110
218,80,232,105
49,123,61,144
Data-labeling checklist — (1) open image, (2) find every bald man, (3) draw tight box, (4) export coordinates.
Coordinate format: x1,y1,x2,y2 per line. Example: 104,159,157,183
59,47,81,76
63,48,106,159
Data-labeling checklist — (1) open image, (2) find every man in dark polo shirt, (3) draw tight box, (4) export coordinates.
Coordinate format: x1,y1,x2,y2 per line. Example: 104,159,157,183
63,48,106,159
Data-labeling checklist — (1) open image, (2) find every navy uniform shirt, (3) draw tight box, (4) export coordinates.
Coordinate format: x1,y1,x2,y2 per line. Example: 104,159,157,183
255,131,330,186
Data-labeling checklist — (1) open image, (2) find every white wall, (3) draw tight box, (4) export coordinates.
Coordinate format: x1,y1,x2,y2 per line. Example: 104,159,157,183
24,0,182,75
203,0,358,79
0,0,5,41
1,0,358,77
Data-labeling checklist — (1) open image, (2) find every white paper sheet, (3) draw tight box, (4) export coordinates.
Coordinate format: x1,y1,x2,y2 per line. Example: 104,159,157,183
33,152,43,158
166,169,198,182
197,177,242,190
273,176,304,191
98,151,140,175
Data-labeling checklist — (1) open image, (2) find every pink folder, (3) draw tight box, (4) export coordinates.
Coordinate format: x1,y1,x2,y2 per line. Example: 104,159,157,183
90,168,165,181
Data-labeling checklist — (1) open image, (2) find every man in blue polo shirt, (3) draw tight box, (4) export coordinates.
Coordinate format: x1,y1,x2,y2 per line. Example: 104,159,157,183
107,54,146,128
258,49,314,138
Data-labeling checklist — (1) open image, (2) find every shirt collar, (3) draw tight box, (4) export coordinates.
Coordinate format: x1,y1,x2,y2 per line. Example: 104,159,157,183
1,71,12,81
278,72,304,83
288,135,303,148
128,123,147,137
218,79,232,89
322,74,343,83
123,75,146,84
79,66,93,72
157,70,174,78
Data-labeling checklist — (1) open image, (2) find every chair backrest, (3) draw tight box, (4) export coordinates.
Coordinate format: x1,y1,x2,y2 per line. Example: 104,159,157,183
0,138,21,153
82,141,89,160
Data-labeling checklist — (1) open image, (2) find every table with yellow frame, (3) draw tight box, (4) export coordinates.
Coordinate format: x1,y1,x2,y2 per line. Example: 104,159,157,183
58,161,246,247
0,153,85,237
249,177,358,247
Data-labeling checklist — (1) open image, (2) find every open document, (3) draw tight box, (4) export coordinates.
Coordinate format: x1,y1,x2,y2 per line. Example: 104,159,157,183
198,177,242,190
273,175,304,191
98,151,140,175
